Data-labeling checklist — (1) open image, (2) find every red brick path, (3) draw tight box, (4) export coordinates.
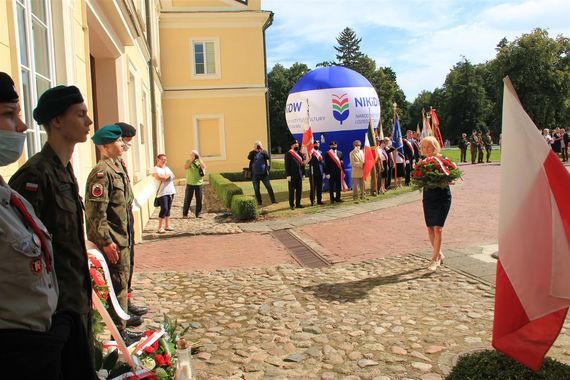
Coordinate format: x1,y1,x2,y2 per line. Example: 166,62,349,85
136,164,500,272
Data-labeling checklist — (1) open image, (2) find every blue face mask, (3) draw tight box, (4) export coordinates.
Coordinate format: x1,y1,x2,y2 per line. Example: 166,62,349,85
0,129,26,166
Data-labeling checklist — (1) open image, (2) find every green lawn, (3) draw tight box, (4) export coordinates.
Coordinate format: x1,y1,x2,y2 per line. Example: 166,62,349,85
441,147,501,163
235,178,414,219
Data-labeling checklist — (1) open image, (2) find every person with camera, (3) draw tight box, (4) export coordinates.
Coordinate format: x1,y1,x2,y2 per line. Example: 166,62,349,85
182,150,206,218
247,141,277,206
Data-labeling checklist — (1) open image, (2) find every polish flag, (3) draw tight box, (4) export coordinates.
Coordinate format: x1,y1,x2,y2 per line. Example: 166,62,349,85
492,77,570,370
301,99,313,162
363,113,377,181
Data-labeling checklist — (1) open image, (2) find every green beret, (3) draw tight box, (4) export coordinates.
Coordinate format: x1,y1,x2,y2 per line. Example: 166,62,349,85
0,72,18,103
92,124,122,145
33,85,84,124
115,122,136,137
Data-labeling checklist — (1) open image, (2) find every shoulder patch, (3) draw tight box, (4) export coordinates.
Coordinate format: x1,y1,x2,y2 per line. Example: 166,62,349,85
91,183,104,197
25,183,39,192
96,172,104,178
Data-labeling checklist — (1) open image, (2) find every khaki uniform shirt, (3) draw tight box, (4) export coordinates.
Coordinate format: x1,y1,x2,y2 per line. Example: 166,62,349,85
469,134,481,146
9,143,91,314
85,158,129,250
0,183,58,331
483,135,493,147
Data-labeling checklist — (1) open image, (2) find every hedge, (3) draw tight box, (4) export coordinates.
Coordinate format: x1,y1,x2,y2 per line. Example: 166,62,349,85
209,173,243,208
447,350,570,380
230,195,258,221
220,168,287,182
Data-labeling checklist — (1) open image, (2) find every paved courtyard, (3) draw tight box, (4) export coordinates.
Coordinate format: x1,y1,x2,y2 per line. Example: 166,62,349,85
131,163,570,378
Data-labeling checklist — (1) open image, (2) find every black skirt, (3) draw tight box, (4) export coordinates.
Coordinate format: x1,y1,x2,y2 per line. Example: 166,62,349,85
422,187,452,227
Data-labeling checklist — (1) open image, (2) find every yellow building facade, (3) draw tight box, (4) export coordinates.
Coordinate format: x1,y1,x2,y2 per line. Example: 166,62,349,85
1,0,272,242
160,0,273,177
0,0,164,243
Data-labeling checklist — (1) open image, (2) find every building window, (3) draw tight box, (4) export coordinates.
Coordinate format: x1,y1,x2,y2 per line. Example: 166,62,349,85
193,115,226,161
191,38,220,79
14,0,55,157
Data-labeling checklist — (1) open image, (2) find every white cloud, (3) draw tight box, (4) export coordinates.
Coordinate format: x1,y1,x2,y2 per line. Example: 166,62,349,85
264,0,570,100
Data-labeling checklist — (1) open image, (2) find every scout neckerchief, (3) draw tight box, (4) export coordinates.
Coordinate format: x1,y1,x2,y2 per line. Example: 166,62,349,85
327,150,348,191
312,150,323,162
288,149,304,165
10,192,52,273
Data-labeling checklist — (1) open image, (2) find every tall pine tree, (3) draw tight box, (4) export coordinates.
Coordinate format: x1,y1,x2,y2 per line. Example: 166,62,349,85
334,27,365,72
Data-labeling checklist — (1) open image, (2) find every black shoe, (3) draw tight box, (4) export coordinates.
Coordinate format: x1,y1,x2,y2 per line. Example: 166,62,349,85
128,302,148,316
296,205,304,209
317,201,324,205
271,200,278,204
120,329,144,346
336,199,343,203
126,315,143,327
290,206,295,210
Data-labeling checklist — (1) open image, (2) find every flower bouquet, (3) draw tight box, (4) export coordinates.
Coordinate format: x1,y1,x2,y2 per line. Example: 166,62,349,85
412,156,462,190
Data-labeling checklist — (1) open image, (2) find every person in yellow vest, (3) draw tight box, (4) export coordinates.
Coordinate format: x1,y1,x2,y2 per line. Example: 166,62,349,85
183,150,207,218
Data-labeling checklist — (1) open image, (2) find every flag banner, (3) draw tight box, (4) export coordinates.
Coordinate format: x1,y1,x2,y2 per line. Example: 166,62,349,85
391,115,404,153
363,114,377,180
492,76,570,371
422,112,433,138
430,108,444,148
301,99,314,162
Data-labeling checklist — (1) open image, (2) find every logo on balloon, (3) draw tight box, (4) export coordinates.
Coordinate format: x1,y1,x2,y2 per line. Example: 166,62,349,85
332,93,349,125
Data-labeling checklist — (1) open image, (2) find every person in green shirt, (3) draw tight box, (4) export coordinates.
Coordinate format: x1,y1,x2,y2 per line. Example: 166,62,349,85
182,150,206,218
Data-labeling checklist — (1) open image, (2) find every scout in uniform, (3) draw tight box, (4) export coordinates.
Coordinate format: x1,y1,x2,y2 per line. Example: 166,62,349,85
115,122,148,318
483,131,493,163
84,125,143,344
9,85,97,378
469,130,480,164
0,72,61,378
458,133,469,162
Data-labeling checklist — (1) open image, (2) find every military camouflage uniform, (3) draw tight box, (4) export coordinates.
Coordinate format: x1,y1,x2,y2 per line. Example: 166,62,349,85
482,134,493,162
469,133,481,164
117,159,136,293
85,158,130,330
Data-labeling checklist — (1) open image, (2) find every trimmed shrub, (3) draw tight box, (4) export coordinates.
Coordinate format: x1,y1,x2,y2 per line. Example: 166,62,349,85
219,183,243,208
209,173,243,208
230,195,258,220
220,171,247,182
447,350,570,380
271,160,285,170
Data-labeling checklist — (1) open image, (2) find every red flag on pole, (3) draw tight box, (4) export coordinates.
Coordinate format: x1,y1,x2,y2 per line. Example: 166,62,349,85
492,76,570,371
301,99,313,162
430,107,444,148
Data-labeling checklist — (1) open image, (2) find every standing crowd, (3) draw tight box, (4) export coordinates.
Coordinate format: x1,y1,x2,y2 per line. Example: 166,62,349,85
0,72,156,379
543,127,569,162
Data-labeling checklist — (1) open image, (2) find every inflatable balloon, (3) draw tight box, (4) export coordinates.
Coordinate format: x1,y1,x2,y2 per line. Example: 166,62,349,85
285,66,381,188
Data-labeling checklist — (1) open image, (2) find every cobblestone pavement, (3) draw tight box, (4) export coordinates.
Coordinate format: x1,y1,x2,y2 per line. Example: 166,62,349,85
132,257,570,379
131,164,570,378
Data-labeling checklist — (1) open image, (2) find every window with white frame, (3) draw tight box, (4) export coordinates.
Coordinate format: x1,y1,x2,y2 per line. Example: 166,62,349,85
191,38,220,79
15,0,55,157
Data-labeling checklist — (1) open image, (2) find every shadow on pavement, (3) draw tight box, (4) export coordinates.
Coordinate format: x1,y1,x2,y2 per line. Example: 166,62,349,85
301,267,432,302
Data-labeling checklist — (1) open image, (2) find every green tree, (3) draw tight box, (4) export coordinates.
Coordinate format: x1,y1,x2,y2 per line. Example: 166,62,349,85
492,28,570,130
267,63,311,152
369,67,409,135
334,27,365,71
439,58,492,139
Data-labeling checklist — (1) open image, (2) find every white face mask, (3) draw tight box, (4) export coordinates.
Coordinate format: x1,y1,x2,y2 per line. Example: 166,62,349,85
355,146,361,151
0,130,26,166
122,141,131,152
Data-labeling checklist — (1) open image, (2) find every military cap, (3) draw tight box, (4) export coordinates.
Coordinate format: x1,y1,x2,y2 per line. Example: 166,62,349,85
329,140,337,146
290,139,299,146
116,122,136,137
0,72,18,103
33,85,84,124
92,124,122,145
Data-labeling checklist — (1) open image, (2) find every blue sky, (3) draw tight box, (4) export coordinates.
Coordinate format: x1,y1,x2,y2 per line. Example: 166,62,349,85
263,0,570,101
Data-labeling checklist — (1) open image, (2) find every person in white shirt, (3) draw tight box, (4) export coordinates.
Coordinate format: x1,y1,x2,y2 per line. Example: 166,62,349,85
153,154,176,233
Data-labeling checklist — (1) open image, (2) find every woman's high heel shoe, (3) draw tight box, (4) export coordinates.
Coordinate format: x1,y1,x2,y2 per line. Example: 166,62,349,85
438,252,445,266
427,260,439,272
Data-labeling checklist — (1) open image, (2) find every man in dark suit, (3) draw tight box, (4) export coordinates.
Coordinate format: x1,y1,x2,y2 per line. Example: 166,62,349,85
324,140,344,203
285,139,304,209
384,140,395,190
403,133,416,186
309,140,324,206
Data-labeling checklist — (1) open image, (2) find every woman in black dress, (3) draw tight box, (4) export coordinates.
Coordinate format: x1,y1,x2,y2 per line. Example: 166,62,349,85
420,137,452,271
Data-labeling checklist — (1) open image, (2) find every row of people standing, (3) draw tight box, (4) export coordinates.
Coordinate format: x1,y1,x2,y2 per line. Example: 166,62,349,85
0,72,149,379
457,130,493,164
543,127,569,162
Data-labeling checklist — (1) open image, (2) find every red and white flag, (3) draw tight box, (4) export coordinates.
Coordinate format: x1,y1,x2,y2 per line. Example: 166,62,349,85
492,77,570,370
363,113,377,181
301,100,314,162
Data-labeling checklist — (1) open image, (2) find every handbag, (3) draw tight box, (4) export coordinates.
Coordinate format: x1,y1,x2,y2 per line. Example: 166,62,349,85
198,166,205,177
153,182,163,207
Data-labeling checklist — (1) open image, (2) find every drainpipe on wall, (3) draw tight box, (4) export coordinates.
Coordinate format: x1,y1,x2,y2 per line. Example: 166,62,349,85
262,11,274,158
146,0,158,160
